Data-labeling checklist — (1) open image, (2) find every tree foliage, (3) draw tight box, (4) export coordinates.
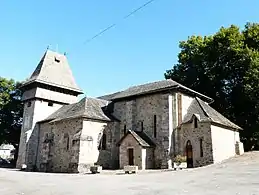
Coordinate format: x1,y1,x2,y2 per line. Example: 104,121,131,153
0,77,23,153
165,23,259,151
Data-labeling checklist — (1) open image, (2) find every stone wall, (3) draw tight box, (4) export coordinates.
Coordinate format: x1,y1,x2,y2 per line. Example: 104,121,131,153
211,125,240,163
17,83,79,170
119,134,143,169
36,118,83,173
34,118,120,173
112,93,170,169
17,99,63,169
178,120,213,167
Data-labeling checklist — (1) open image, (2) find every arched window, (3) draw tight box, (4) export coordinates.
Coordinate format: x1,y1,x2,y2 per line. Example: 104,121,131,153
101,133,107,150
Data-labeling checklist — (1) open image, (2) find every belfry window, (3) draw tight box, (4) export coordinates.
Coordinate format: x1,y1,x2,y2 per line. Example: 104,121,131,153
54,57,60,63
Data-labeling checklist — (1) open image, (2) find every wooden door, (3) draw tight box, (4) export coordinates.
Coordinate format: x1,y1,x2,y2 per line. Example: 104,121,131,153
186,140,193,168
128,148,134,165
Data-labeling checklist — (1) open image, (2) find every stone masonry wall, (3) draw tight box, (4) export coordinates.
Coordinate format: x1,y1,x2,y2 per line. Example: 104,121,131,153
36,118,83,173
113,93,170,169
17,99,63,169
17,85,79,169
178,121,213,167
119,134,143,169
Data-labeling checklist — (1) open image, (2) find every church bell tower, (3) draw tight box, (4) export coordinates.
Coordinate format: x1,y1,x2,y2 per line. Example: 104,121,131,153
16,50,83,169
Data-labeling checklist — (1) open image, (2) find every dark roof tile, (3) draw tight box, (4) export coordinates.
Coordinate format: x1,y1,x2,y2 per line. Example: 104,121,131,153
182,97,241,130
117,130,155,148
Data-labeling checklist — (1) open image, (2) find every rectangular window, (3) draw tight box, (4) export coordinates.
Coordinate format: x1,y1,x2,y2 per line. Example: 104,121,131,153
200,138,203,157
154,115,157,138
48,102,54,107
27,101,31,107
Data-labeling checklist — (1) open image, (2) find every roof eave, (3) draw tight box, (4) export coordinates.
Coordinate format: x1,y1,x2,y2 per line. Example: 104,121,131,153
111,85,213,103
210,121,243,131
21,79,83,94
176,86,213,103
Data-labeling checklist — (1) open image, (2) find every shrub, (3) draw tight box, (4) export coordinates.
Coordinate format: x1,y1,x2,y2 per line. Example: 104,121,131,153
174,155,187,165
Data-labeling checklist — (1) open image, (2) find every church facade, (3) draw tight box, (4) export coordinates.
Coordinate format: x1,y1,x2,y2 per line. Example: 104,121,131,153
16,50,244,173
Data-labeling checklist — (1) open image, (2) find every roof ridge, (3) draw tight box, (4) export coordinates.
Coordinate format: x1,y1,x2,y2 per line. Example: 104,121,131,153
195,97,210,119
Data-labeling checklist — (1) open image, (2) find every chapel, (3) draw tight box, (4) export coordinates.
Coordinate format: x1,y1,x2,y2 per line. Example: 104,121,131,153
16,50,244,172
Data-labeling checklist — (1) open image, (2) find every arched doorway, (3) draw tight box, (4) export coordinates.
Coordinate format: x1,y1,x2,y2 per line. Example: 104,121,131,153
186,140,193,168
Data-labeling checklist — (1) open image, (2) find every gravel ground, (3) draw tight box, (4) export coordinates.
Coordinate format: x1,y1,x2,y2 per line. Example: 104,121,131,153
1,152,259,195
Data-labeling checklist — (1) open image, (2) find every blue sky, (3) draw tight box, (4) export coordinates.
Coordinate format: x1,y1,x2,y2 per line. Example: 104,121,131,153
1,0,259,97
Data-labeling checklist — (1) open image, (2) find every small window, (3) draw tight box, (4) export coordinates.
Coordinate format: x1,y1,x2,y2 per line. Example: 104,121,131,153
101,133,107,150
141,121,144,132
64,134,69,151
72,140,78,146
200,138,203,157
154,115,157,138
27,101,31,107
48,102,54,107
124,124,126,135
66,137,70,150
194,117,198,128
54,57,60,63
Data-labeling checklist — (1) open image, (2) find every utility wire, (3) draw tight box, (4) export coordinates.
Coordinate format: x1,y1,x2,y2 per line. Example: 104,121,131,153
83,0,157,45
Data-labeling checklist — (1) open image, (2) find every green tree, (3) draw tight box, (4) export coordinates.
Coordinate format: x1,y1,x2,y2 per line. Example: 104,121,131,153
0,77,23,161
165,23,259,151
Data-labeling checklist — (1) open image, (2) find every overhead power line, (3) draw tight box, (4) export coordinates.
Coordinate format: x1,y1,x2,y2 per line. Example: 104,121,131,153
83,0,157,45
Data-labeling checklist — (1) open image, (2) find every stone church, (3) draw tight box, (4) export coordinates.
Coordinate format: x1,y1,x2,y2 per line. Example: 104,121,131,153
16,50,244,173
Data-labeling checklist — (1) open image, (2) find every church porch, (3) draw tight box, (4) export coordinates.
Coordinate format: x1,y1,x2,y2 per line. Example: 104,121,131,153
117,130,155,170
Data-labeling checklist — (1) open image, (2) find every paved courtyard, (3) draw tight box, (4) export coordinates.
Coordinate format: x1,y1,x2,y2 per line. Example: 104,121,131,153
0,152,259,195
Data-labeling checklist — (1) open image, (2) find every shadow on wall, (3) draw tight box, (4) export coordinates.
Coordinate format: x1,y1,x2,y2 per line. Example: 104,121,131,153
96,123,120,170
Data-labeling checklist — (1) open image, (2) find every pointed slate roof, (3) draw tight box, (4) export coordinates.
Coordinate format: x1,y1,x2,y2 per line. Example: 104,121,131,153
182,97,242,130
22,50,83,93
40,97,115,123
117,130,155,148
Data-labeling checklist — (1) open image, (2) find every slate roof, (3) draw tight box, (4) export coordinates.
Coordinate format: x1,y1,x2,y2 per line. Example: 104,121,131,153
182,97,242,130
40,97,114,123
22,50,83,93
117,130,156,148
98,79,213,102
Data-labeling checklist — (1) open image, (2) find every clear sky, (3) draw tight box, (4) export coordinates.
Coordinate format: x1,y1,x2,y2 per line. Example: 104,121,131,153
1,0,259,97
